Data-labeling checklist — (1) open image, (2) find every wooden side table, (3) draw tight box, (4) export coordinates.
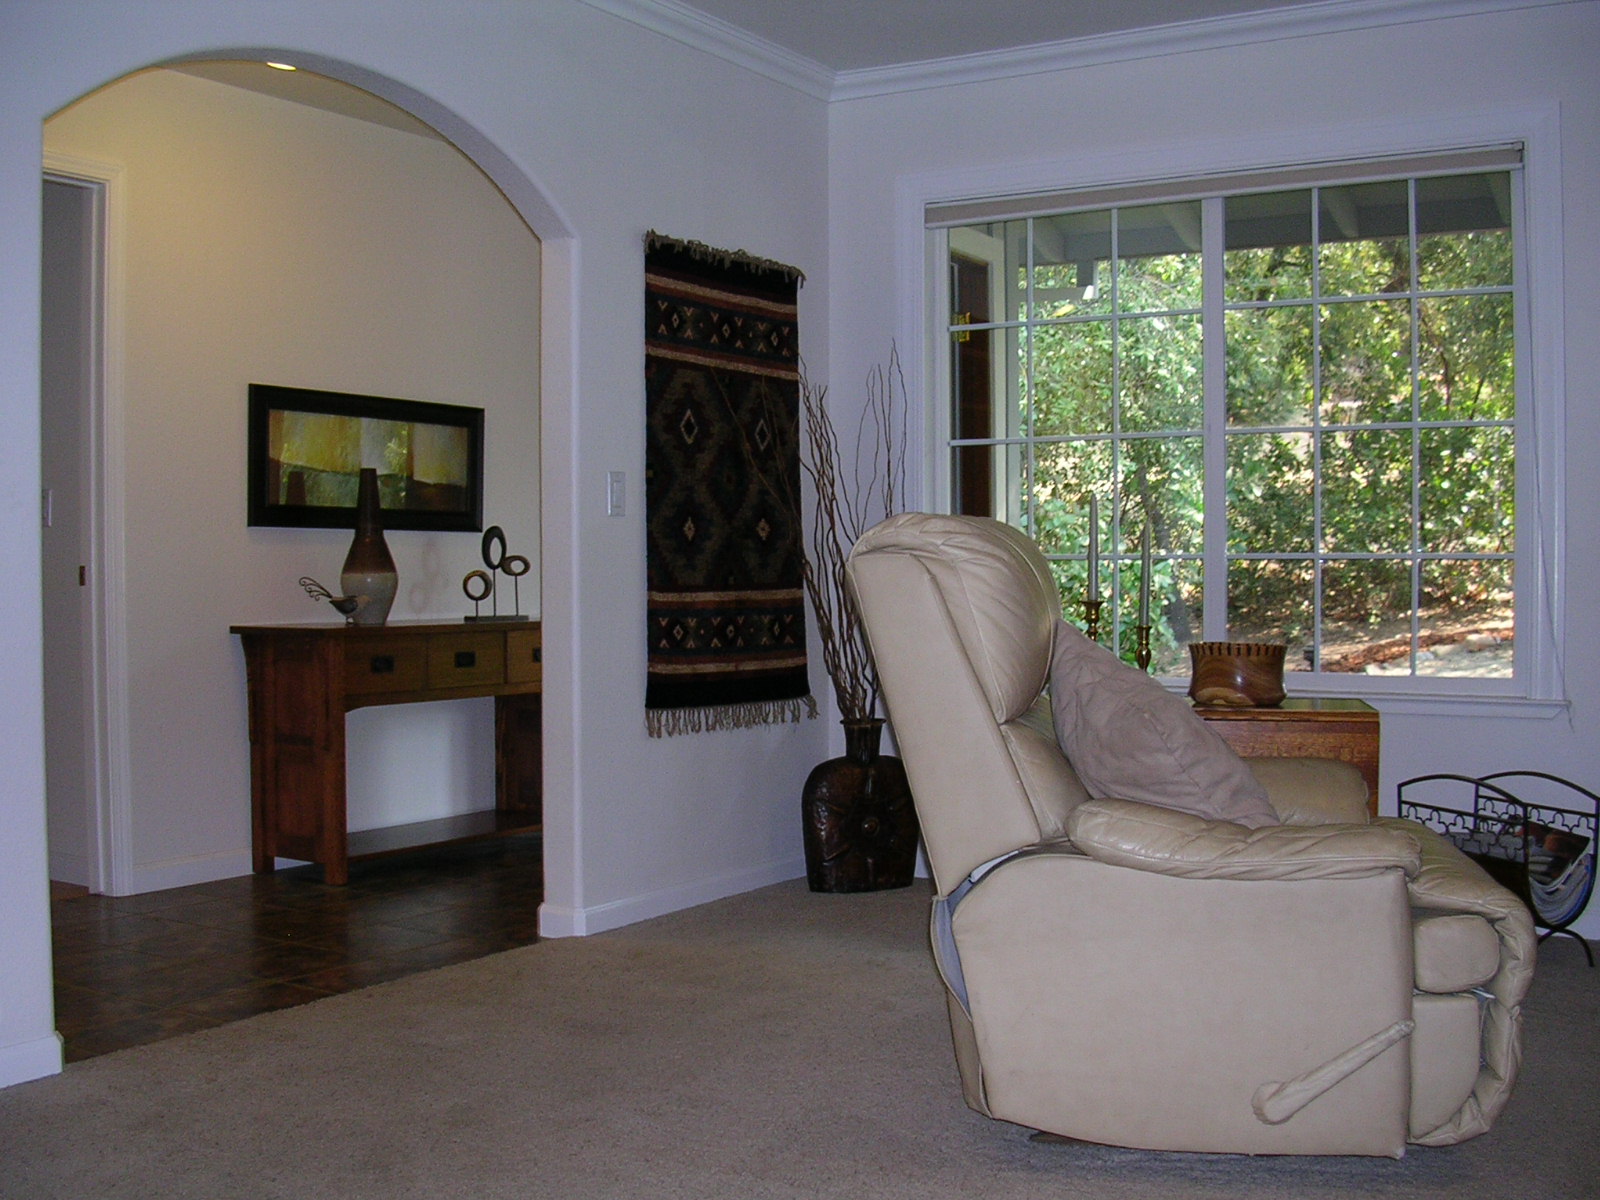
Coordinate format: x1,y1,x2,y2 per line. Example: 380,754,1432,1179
1195,697,1380,815
233,620,542,884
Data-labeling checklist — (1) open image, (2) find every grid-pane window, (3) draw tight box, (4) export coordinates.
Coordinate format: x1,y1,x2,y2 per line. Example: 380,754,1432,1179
943,167,1517,683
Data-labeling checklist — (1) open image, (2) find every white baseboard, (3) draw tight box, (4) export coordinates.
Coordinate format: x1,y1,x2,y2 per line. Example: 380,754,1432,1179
0,1032,64,1089
117,849,255,896
119,848,830,943
538,854,806,938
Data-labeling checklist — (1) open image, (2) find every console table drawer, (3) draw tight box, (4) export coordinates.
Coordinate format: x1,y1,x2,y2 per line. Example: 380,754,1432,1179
345,638,428,695
426,632,506,689
506,628,543,684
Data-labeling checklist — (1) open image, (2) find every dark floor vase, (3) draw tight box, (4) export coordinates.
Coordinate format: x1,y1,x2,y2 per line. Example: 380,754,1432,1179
802,719,919,893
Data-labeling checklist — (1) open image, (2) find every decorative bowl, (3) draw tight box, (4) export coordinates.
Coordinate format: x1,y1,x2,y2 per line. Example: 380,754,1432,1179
1187,641,1287,708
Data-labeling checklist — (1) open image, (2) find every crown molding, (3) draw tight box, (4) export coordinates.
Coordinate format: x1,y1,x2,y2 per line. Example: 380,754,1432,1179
582,0,1581,102
577,0,836,100
832,0,1582,99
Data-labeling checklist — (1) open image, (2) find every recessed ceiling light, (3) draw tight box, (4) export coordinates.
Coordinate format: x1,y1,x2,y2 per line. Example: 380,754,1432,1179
266,61,297,71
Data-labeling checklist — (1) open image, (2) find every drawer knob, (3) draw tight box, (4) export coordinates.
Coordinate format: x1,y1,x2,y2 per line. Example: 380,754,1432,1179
532,648,542,663
370,655,396,675
455,650,477,669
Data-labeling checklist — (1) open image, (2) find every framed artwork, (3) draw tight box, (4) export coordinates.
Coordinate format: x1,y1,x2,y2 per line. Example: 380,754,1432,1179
247,383,485,531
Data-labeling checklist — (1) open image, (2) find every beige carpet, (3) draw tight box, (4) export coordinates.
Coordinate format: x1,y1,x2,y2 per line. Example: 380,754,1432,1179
1,879,1595,1199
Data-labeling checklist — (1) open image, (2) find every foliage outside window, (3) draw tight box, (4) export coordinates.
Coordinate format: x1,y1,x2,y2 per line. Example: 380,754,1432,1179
942,168,1517,683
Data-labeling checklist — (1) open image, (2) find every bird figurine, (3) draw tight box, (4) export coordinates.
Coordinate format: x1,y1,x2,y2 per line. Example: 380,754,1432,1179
299,576,367,622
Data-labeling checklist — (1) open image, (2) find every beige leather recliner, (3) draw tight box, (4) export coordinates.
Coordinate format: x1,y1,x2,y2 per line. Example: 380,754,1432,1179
845,512,1535,1157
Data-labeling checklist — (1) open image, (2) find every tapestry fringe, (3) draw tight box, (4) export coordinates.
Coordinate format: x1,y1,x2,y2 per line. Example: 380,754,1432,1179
646,694,818,738
644,230,806,287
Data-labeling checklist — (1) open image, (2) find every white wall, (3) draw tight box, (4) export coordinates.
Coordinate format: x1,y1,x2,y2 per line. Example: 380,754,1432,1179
0,0,830,1088
43,68,542,886
827,2,1600,938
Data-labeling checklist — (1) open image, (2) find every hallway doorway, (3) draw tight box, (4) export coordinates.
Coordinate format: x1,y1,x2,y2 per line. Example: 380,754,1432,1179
41,60,544,900
41,171,106,895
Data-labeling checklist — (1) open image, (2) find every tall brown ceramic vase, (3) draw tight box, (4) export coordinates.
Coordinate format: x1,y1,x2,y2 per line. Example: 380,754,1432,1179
340,467,398,626
801,718,919,893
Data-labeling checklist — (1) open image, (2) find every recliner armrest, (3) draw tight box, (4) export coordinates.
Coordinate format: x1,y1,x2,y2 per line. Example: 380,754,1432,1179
1067,797,1421,881
1373,816,1537,1146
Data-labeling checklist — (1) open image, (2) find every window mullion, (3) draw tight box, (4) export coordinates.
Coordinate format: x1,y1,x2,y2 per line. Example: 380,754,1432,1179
1409,178,1424,677
1310,187,1326,672
1023,219,1036,536
930,227,954,511
1201,196,1228,640
1109,211,1123,645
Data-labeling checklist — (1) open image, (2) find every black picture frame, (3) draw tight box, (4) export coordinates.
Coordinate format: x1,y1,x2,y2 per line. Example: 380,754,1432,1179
247,384,485,531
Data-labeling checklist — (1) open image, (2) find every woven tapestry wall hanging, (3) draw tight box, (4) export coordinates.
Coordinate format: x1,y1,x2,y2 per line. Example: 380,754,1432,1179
644,232,816,736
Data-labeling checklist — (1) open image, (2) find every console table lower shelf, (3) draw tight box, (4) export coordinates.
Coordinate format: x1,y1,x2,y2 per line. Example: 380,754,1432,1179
344,810,540,864
233,620,542,885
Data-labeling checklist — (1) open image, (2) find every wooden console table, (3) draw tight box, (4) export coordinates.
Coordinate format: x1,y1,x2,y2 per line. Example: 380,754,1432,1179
1196,697,1380,815
233,620,541,884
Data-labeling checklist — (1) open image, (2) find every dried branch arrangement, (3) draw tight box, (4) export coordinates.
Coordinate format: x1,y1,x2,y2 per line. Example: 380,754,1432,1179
799,348,906,722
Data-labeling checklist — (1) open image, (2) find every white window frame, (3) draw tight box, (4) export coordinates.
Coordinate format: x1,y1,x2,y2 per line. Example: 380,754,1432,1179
898,110,1566,715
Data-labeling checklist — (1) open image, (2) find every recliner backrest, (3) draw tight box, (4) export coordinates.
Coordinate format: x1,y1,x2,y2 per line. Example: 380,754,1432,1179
847,513,1089,889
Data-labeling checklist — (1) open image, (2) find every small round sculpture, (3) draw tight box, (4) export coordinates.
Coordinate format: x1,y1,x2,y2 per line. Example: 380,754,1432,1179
1187,641,1287,708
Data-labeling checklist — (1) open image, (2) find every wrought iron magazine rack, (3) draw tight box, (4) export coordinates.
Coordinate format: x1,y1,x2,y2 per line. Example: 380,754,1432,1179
1399,771,1597,965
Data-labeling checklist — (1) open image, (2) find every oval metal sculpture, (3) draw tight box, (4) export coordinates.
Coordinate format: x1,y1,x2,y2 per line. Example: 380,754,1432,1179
462,524,530,622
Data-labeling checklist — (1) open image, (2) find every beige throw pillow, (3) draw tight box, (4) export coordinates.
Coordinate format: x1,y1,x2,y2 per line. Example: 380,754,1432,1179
1049,619,1278,828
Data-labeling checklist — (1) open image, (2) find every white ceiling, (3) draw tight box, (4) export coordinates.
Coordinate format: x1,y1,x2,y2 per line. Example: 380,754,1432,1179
672,0,1333,72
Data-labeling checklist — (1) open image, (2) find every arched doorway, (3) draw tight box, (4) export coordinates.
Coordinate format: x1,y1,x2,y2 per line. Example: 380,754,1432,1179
39,51,575,1053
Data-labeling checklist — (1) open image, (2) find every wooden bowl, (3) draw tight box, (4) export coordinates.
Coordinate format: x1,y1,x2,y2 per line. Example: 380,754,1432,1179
1187,641,1287,707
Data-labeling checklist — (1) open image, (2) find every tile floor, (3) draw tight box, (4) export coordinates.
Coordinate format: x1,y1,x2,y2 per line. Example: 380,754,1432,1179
49,834,542,1063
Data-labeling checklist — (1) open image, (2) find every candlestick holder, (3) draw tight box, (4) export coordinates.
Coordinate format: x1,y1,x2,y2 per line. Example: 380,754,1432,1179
1134,624,1153,672
1082,598,1105,642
